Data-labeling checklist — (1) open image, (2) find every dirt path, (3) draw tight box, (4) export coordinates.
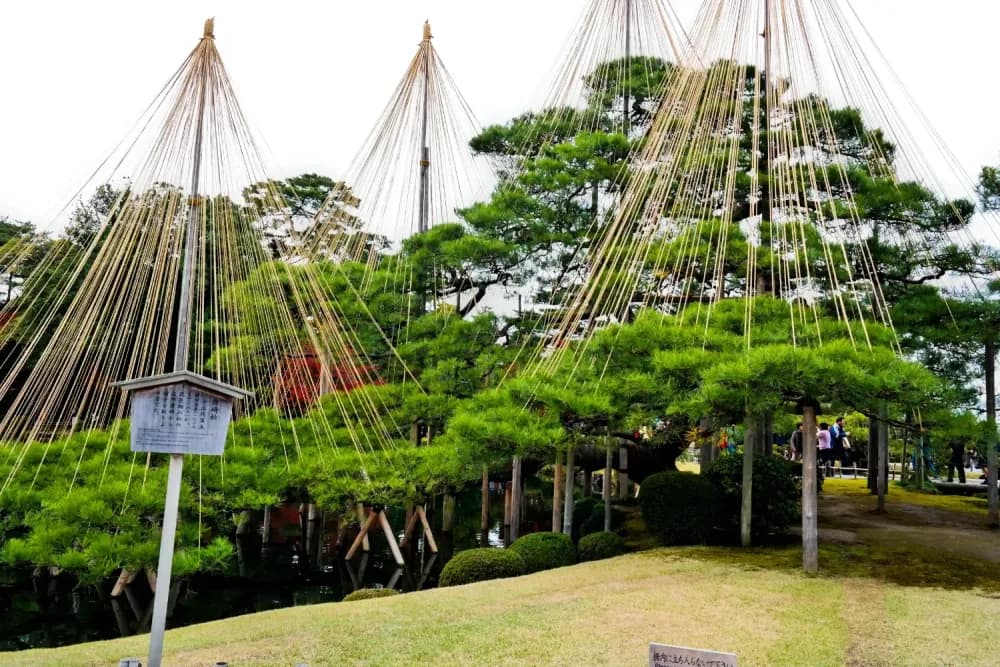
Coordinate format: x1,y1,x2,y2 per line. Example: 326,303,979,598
819,486,1000,566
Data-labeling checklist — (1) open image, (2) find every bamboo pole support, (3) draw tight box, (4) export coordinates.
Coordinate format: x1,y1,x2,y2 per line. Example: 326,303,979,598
416,505,438,553
111,569,136,598
345,509,379,560
400,506,420,548
377,510,405,567
356,502,370,552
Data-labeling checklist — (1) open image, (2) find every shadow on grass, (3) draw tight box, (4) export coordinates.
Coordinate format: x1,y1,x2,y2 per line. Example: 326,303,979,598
651,541,1000,595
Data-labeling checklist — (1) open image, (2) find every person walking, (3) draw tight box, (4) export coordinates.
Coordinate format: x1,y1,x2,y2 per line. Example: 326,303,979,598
830,417,847,476
818,423,832,476
946,440,967,484
790,423,804,462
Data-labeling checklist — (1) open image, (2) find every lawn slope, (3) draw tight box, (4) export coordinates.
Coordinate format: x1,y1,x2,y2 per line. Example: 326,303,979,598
7,544,998,667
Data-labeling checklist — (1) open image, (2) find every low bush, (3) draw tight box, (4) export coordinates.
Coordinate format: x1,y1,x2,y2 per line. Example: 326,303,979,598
438,548,525,587
342,588,399,602
704,454,801,540
638,471,724,545
509,531,576,573
577,531,626,562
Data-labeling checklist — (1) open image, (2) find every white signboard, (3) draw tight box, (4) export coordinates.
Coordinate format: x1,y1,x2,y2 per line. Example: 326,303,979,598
650,644,737,667
130,384,232,455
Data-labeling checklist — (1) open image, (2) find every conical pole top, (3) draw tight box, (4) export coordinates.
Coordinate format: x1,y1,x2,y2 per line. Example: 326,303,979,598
423,20,432,42
203,17,215,39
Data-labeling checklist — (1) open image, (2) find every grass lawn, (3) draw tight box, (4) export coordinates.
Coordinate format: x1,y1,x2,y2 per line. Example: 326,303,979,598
823,477,989,517
7,544,999,667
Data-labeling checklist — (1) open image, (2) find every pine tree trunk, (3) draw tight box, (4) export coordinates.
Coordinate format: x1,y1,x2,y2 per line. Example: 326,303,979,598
618,445,629,501
480,467,490,535
867,416,879,493
802,404,819,574
741,415,756,548
442,495,456,534
510,456,523,542
604,433,613,532
877,402,889,513
986,340,998,526
562,445,576,536
552,450,564,533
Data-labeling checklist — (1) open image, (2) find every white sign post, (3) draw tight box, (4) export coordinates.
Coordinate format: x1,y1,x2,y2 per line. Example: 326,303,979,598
112,20,238,667
115,371,249,667
649,643,738,667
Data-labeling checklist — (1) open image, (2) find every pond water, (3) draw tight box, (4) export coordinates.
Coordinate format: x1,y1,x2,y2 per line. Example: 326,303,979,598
0,481,556,652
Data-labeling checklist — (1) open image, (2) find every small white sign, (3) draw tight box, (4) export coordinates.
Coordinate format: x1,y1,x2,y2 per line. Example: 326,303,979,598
650,644,737,667
130,384,232,455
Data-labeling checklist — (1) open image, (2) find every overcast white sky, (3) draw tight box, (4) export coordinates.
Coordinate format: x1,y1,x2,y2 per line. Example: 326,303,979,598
1,0,999,229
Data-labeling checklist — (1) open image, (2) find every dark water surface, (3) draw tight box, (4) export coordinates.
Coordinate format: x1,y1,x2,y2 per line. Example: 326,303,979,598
1,482,554,652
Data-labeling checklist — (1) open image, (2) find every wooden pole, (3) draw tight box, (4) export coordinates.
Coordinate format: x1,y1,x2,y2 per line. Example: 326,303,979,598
400,506,420,549
442,494,456,533
510,456,523,542
618,445,630,501
416,505,439,554
503,481,512,528
583,468,592,497
552,450,564,532
802,403,818,574
986,340,998,526
867,416,878,493
741,414,756,548
480,468,490,534
111,569,135,598
604,431,613,532
377,510,405,567
345,510,379,560
562,445,576,536
356,502,370,552
262,505,271,547
418,22,432,235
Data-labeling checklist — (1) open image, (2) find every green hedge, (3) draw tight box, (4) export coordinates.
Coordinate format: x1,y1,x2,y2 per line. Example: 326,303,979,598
704,454,801,540
509,532,576,573
577,532,626,562
638,471,724,546
439,548,525,587
342,588,400,602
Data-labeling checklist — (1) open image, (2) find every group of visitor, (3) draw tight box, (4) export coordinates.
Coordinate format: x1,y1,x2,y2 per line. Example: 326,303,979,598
786,418,852,475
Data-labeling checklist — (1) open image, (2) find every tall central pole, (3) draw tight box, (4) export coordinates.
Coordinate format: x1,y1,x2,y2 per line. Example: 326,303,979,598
147,19,212,667
623,0,632,134
418,21,432,236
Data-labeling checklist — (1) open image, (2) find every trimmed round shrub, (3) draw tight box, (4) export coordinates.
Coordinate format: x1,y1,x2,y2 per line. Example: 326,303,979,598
638,471,724,546
577,531,626,562
508,531,576,573
342,588,400,602
704,454,801,540
439,548,525,587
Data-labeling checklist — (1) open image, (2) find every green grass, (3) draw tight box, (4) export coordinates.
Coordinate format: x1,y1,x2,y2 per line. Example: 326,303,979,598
6,547,999,667
823,477,989,517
